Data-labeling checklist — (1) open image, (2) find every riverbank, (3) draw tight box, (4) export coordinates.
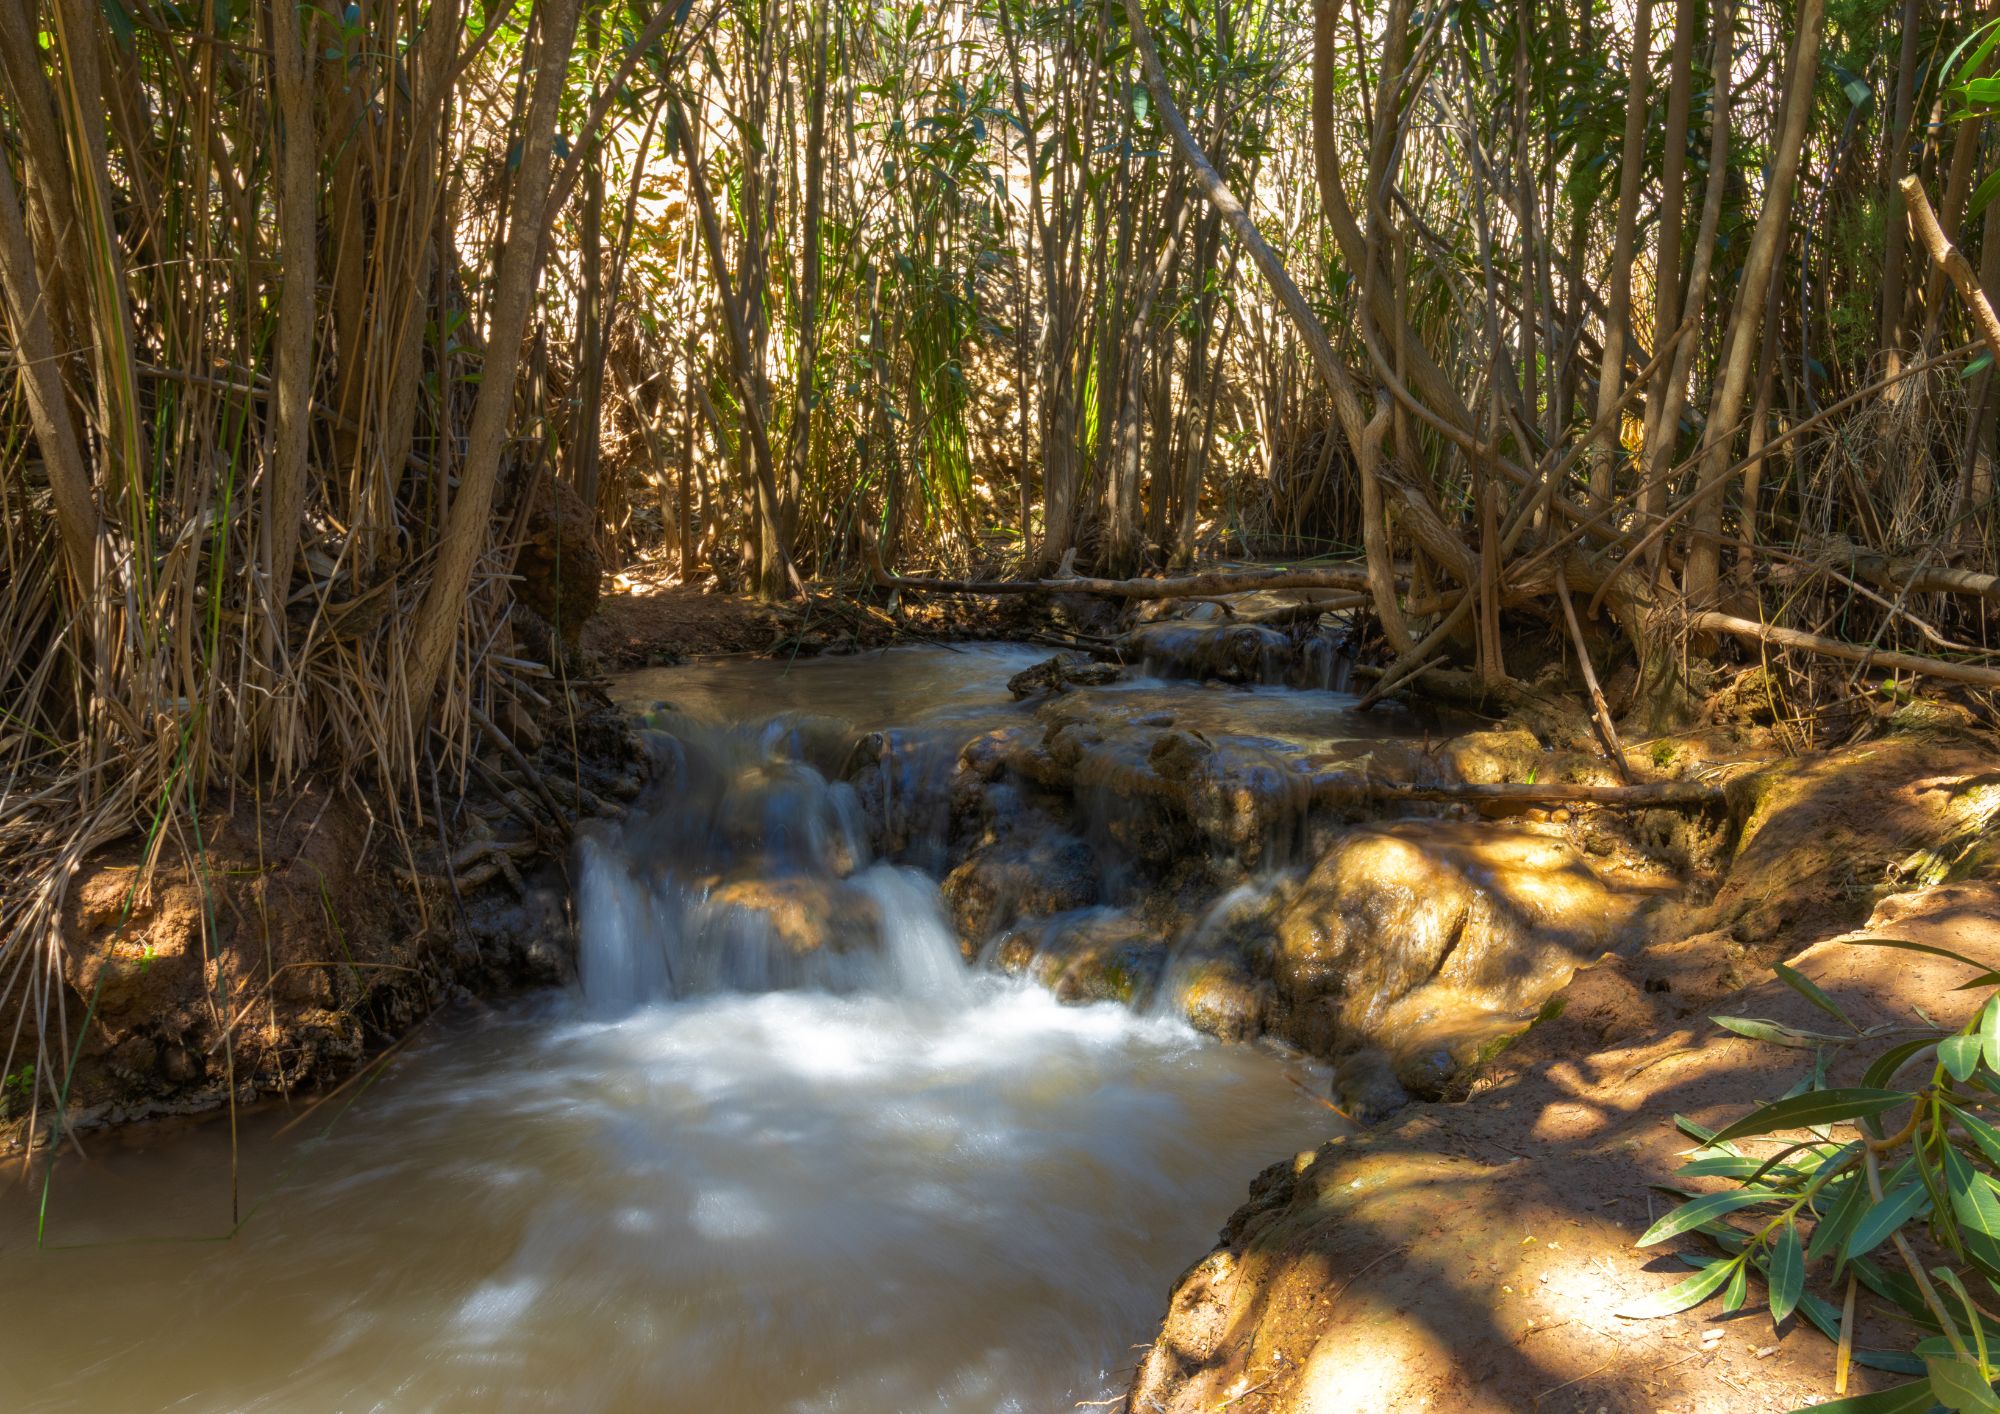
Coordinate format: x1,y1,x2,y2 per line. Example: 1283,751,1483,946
1126,734,2000,1413
12,578,2000,1414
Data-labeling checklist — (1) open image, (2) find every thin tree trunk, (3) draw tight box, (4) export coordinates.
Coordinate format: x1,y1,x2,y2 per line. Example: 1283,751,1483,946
263,0,320,652
570,10,608,517
1640,0,1697,479
406,0,585,708
674,97,798,601
1683,0,1826,611
1878,0,1923,375
1590,0,1652,506
0,153,99,590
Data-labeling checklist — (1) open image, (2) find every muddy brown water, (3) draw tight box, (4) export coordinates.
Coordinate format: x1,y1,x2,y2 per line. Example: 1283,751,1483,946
3,644,1436,1412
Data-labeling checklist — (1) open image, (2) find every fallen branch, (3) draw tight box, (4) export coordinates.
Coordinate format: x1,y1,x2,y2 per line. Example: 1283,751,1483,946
471,702,573,839
873,564,1376,600
1833,551,2000,603
1556,565,1633,782
1357,594,1474,709
1687,610,2000,688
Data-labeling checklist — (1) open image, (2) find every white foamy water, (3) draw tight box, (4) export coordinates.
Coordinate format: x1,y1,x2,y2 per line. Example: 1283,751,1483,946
6,644,1336,1413
7,982,1331,1412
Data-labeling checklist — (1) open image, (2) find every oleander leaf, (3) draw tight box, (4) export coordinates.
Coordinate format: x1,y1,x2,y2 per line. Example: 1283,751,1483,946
1709,1089,1910,1144
1637,1189,1783,1247
1619,1254,1742,1318
1768,1217,1805,1326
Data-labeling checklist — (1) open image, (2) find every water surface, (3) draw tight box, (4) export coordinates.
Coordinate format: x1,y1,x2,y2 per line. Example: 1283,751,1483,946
5,643,1339,1413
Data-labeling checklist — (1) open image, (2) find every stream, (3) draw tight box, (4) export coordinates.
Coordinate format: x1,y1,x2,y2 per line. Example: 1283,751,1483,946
3,643,1393,1413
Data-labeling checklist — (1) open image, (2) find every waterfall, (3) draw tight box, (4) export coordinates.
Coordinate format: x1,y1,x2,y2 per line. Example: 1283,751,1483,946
579,709,973,1012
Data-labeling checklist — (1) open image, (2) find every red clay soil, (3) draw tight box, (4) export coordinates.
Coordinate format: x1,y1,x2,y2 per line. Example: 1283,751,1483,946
1127,739,2000,1414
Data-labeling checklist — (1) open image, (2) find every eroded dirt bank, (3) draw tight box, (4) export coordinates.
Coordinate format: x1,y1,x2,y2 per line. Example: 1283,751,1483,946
1125,738,2000,1413
3,693,649,1142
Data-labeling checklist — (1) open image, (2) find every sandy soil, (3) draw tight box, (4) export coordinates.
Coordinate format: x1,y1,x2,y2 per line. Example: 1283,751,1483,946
1126,739,2000,1413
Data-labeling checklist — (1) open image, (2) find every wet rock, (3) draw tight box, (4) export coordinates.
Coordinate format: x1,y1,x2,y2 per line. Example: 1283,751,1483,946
940,829,1100,952
1175,956,1275,1042
1130,621,1293,683
1269,821,1645,1060
1330,1047,1410,1123
1439,726,1543,784
705,875,883,957
1026,690,1438,870
994,908,1166,1005
1005,653,1122,700
714,758,869,874
1388,1039,1458,1099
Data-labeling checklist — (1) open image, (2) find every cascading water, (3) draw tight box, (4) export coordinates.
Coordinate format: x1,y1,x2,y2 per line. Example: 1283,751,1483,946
7,644,1338,1413
575,706,975,1007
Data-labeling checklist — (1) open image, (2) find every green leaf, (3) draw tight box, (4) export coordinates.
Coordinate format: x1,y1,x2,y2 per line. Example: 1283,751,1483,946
1619,1254,1742,1318
1847,1182,1931,1260
1983,997,2000,1074
1928,1352,2000,1412
1948,1035,1986,1084
1953,1105,2000,1168
1854,1254,1948,1325
1676,1114,1744,1157
1680,1155,1800,1180
1769,1217,1805,1326
1952,15,2000,84
1812,1170,1872,1271
1973,168,2000,225
1637,1189,1783,1247
1710,1088,1912,1144
1713,1015,1854,1049
1948,1147,2000,1240
1798,1285,1846,1340
1723,1257,1750,1312
1847,936,1989,972
1865,1037,1941,1090
1774,962,1855,1028
99,0,137,49
1792,1379,1951,1413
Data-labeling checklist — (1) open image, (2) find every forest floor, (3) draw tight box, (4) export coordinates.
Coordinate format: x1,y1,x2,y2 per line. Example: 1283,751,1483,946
583,552,1103,665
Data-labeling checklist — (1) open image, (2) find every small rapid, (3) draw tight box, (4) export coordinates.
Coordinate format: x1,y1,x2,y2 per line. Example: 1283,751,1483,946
7,644,1339,1413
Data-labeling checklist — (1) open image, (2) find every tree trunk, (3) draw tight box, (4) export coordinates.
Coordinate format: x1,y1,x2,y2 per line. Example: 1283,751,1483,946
1589,0,1652,506
405,0,585,709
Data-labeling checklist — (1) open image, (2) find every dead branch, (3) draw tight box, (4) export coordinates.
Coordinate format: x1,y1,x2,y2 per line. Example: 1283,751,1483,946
1686,611,2000,688
1901,174,2000,369
1556,565,1632,781
872,564,1377,599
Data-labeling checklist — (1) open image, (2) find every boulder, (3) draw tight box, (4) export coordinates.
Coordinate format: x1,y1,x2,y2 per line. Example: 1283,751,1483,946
704,875,883,957
992,908,1166,1005
1173,955,1276,1042
1270,821,1645,1064
940,829,1101,952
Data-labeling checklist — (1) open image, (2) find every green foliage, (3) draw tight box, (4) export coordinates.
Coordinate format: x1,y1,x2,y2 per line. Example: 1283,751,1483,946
1,1064,33,1119
1624,942,2000,1411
